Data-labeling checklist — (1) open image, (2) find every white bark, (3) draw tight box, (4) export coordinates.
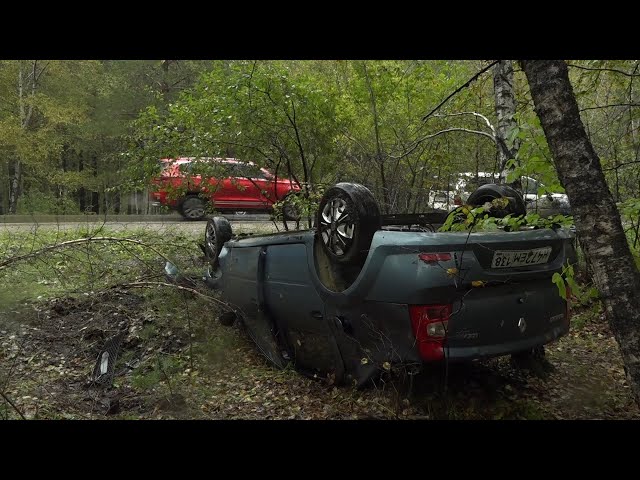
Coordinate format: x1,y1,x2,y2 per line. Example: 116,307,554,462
493,60,520,172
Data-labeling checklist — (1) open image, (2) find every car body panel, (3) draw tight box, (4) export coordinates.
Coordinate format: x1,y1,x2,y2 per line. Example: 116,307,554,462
214,226,572,384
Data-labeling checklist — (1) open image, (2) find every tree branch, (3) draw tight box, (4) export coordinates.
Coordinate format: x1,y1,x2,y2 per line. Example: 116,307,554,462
116,281,233,309
432,111,497,138
580,103,640,112
0,237,171,271
0,390,27,420
421,60,499,121
568,63,640,77
389,127,496,160
603,160,640,171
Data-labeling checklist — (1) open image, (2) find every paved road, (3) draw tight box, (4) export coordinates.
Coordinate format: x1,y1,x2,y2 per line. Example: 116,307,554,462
0,213,271,223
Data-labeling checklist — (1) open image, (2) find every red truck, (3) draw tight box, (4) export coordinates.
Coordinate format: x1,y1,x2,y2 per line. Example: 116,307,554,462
150,157,301,220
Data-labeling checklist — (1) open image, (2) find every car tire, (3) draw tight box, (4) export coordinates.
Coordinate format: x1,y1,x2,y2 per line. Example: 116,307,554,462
181,195,207,221
316,182,381,265
204,216,233,268
466,184,527,218
282,194,301,222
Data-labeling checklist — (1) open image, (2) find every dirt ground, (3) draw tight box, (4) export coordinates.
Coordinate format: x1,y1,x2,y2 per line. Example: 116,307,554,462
1,290,638,420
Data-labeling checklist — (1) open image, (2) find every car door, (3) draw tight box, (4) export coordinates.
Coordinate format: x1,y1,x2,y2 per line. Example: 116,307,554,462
262,243,345,376
218,163,273,210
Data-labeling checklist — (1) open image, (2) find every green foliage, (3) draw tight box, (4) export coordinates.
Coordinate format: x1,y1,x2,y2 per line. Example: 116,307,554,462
17,191,80,215
272,185,326,226
2,58,639,229
504,113,565,195
619,198,640,269
552,263,599,304
130,60,487,214
439,202,574,233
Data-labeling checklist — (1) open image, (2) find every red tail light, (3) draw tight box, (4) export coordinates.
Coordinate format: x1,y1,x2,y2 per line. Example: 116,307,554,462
418,252,452,263
409,304,452,361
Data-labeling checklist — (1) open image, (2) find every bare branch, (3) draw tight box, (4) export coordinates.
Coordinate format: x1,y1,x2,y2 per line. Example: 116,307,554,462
432,111,497,138
389,127,496,160
0,390,27,420
116,281,233,309
0,237,171,271
421,60,499,121
603,160,640,171
568,63,640,78
580,103,640,112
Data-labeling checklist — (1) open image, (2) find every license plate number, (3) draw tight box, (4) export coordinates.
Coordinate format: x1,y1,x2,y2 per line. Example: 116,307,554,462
491,246,552,268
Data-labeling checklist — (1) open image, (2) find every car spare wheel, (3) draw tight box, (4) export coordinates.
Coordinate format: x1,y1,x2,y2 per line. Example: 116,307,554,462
181,195,207,220
204,216,233,268
466,184,527,217
316,182,381,265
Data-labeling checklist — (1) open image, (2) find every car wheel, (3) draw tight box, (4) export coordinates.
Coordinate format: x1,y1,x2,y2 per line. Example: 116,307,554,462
204,216,233,268
466,184,527,218
282,194,301,221
181,196,207,221
316,183,381,265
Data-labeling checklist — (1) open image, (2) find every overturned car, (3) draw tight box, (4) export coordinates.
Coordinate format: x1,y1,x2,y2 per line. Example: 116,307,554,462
200,182,574,386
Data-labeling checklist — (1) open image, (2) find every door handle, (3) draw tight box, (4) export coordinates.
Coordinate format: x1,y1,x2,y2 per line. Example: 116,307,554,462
310,311,323,319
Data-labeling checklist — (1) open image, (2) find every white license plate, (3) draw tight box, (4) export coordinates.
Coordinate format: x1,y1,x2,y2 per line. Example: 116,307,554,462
491,246,552,268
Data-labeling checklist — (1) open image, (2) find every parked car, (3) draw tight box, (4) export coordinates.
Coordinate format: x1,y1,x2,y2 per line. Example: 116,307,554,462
454,171,572,217
197,182,573,386
150,157,301,220
427,190,459,211
519,176,572,217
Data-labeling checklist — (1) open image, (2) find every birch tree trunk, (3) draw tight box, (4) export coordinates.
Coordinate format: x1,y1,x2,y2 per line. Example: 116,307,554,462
521,59,640,407
8,61,37,214
493,60,520,174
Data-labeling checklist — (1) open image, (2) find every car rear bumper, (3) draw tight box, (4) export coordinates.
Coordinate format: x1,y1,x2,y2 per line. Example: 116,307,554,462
442,323,569,361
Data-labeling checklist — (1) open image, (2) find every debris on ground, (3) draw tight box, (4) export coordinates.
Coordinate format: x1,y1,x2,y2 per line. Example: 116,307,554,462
1,291,637,420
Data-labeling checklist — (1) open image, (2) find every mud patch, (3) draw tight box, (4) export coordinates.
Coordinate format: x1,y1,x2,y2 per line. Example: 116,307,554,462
0,290,192,419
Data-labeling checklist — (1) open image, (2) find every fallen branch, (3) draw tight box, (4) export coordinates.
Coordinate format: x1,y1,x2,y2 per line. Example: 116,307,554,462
0,390,27,420
116,280,233,309
0,237,171,271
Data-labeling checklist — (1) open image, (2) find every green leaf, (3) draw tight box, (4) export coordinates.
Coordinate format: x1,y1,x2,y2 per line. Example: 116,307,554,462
552,273,567,300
